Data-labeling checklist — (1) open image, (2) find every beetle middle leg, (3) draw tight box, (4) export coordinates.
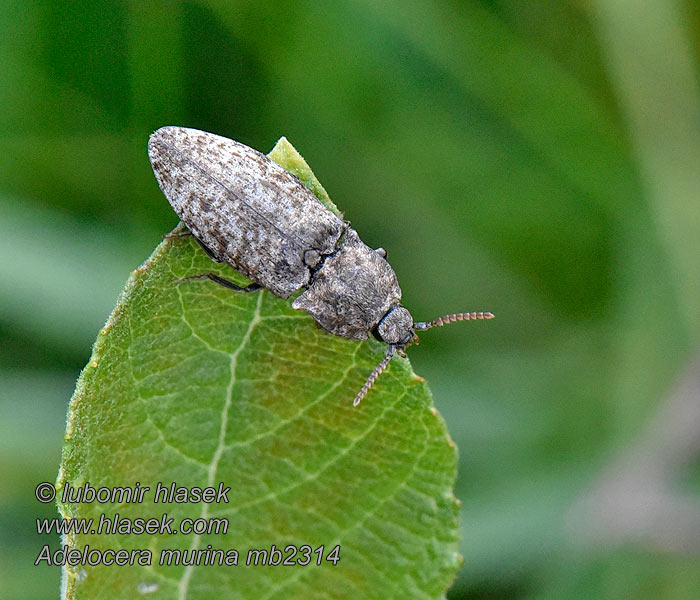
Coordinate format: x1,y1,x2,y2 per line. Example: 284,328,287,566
174,273,261,293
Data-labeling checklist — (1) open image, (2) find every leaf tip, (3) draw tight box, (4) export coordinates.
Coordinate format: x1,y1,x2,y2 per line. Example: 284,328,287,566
267,136,341,216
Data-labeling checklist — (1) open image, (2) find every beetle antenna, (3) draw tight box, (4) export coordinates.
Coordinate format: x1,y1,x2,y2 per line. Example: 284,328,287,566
353,345,397,407
414,311,494,331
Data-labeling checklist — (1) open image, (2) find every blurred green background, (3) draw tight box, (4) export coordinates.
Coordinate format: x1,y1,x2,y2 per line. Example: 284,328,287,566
2,1,700,598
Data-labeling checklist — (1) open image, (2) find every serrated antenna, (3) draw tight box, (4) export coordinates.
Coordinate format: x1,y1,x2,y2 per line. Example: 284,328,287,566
414,311,494,331
353,345,397,407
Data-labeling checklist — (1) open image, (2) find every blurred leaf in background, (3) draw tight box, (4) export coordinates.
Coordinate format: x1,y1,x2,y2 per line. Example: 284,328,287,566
1,0,699,599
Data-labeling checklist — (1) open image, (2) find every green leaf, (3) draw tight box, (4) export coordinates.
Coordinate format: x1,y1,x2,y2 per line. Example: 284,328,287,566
267,136,342,217
56,141,460,599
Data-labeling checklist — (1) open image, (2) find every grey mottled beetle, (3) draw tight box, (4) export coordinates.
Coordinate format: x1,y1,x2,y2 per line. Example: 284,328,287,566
148,127,493,406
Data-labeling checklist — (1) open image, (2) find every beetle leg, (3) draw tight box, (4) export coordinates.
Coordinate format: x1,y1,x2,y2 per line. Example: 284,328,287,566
165,229,223,263
174,273,261,293
191,236,223,262
164,222,194,239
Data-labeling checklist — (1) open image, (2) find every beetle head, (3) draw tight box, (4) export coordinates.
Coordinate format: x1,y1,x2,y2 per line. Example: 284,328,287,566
355,309,494,406
376,306,415,346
